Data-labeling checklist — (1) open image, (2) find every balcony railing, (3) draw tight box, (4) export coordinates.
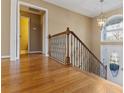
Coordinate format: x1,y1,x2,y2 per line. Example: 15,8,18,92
49,27,107,79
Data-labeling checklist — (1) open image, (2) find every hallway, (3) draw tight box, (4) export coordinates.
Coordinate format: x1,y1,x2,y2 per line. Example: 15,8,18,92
2,54,122,93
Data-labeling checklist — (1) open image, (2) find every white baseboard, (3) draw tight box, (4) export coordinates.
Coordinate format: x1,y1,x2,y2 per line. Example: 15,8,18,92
1,55,10,59
1,51,46,59
46,54,49,56
28,51,42,54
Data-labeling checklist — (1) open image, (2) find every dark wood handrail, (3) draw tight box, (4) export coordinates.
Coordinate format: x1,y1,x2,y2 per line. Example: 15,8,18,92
70,31,105,67
49,31,67,38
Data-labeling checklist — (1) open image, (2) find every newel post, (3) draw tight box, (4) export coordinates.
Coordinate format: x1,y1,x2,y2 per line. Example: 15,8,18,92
105,65,107,79
65,27,71,65
48,34,51,56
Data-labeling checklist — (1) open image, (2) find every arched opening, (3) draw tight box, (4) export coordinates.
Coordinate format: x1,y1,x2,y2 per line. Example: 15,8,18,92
100,15,123,86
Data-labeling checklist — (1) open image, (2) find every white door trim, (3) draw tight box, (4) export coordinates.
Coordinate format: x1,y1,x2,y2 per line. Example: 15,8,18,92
10,0,18,61
10,0,48,61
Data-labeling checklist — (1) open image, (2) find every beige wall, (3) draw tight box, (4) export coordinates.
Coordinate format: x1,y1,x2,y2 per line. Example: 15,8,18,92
20,0,92,48
1,0,10,56
91,8,123,59
1,0,92,56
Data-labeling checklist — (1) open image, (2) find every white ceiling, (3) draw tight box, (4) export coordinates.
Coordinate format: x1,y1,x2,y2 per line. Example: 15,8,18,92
44,0,123,17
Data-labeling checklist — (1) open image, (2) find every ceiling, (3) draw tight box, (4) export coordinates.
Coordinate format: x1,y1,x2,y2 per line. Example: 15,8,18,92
44,0,123,17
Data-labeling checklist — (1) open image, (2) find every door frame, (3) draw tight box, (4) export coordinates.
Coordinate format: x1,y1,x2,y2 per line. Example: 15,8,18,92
20,16,30,54
10,0,48,61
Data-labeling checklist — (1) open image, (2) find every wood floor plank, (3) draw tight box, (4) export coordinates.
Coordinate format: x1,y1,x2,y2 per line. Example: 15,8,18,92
2,54,122,93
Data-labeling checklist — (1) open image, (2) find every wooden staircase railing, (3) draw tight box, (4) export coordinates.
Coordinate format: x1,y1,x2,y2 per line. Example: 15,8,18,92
49,27,107,79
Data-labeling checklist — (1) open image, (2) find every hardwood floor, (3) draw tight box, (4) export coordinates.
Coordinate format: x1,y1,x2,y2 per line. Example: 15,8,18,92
2,54,122,93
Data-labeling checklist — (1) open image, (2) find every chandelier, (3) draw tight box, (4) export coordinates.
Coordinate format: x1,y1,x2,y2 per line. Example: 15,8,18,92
97,0,107,28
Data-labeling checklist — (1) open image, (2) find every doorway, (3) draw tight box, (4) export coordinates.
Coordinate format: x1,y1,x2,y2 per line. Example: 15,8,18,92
20,16,30,55
101,45,123,85
100,15,123,86
10,1,48,61
20,5,44,56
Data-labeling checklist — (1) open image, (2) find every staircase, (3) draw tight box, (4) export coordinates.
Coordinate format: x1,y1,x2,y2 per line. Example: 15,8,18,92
49,27,107,79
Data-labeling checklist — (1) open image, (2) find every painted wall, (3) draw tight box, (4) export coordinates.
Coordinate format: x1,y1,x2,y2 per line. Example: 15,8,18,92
1,0,92,57
91,8,123,59
20,16,29,51
21,11,43,52
1,0,10,56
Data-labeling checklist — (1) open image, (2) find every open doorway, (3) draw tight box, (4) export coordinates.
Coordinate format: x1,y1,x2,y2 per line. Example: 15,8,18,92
19,4,46,56
10,1,48,61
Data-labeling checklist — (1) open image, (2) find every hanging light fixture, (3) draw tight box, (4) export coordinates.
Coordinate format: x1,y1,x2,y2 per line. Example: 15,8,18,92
97,0,107,28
